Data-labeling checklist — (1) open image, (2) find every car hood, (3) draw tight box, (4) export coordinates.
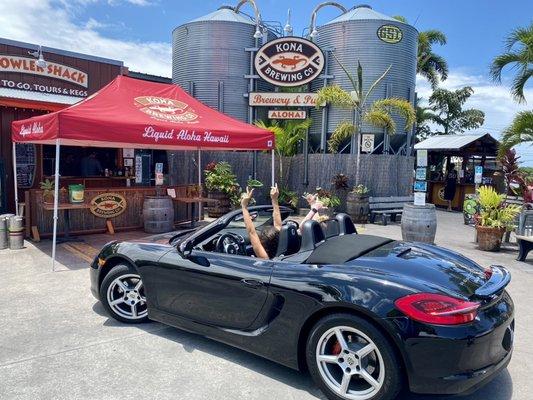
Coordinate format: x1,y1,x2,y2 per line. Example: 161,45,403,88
354,241,488,298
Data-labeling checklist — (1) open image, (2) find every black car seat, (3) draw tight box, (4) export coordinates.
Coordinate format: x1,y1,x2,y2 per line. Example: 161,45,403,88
336,213,357,235
300,220,326,252
275,223,301,257
323,219,340,238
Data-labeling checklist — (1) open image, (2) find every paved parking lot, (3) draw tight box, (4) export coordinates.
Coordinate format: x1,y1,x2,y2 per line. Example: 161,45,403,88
0,211,531,400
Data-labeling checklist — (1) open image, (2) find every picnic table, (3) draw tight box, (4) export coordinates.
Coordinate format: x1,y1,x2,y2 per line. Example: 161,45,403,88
42,203,90,243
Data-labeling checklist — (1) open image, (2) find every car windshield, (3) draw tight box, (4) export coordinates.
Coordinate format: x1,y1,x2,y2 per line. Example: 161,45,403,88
227,210,274,230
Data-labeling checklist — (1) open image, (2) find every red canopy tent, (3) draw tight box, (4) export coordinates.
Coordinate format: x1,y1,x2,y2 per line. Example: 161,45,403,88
11,75,275,268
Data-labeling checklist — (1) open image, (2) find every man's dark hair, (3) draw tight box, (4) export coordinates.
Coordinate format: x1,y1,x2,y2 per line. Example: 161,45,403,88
259,226,279,259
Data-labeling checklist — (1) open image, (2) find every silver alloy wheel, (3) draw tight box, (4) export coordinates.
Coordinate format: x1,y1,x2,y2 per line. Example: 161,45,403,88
106,273,148,320
316,326,385,400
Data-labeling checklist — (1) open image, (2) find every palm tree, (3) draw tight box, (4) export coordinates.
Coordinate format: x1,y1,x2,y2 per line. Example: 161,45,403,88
415,96,435,141
499,110,533,156
394,16,448,89
316,56,415,185
255,118,312,185
490,23,533,104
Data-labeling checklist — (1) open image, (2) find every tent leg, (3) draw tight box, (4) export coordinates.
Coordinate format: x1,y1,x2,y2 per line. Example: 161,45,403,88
271,150,275,186
197,149,202,222
51,139,60,272
12,143,18,216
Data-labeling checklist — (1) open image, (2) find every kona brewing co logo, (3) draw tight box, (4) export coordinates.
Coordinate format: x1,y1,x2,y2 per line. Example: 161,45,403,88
377,25,403,44
134,96,199,124
90,193,127,219
255,37,325,87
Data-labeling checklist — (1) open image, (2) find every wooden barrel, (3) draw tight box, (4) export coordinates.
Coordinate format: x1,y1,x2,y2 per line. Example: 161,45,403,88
401,204,437,244
346,193,369,223
143,196,175,234
206,191,230,218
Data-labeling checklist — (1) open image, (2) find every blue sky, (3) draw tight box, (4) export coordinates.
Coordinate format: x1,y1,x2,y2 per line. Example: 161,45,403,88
1,0,533,162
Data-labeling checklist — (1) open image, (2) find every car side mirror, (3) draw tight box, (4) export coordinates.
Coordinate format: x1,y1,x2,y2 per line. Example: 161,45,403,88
188,254,210,267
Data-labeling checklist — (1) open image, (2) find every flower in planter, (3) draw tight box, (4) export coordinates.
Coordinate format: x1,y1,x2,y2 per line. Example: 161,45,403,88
351,184,370,196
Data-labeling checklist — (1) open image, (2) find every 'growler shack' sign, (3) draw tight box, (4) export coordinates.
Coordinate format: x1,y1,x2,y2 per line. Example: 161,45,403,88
90,193,127,219
255,37,325,87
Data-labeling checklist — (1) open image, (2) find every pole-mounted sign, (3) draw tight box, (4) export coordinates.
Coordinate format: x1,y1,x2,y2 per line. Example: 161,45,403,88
254,37,325,87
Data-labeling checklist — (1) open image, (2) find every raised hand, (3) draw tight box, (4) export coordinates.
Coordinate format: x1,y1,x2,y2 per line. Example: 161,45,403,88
241,187,254,208
270,183,279,202
305,193,318,207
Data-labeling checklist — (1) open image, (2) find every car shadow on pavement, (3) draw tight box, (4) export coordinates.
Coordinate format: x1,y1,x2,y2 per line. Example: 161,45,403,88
94,305,513,400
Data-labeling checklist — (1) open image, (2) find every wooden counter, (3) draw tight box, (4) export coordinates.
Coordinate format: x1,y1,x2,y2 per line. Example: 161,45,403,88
428,181,476,211
25,184,196,239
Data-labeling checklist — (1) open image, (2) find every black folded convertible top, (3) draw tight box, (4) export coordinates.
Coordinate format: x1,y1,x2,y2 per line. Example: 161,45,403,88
306,235,393,264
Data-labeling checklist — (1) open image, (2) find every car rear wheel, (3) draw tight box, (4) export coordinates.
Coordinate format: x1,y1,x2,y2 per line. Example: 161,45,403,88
100,264,149,324
306,314,401,400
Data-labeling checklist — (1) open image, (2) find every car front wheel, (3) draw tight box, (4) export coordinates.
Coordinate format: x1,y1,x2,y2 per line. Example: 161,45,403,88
100,264,149,324
306,313,401,400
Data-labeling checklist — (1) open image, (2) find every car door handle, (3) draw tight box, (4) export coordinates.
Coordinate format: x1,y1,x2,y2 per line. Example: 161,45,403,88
240,279,264,288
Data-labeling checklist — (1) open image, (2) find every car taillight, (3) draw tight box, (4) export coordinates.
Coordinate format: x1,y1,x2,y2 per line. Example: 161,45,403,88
484,267,493,280
395,293,480,325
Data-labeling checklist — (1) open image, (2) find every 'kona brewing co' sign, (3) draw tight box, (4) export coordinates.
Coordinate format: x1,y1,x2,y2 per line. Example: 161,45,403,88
255,37,325,87
90,193,127,219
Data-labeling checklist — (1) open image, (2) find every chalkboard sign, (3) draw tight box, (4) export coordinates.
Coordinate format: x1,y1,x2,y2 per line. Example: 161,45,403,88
15,144,36,189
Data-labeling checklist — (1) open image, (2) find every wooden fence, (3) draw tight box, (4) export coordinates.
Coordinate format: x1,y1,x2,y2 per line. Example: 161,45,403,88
168,151,414,206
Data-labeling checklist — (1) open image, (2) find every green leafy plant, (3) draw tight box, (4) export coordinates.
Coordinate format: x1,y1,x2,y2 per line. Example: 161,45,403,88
351,184,370,196
476,186,521,230
316,187,341,209
279,187,298,209
204,162,241,205
246,179,264,189
40,179,55,203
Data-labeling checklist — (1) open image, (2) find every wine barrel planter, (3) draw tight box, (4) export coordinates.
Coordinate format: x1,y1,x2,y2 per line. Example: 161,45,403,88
346,193,369,223
476,226,505,251
401,204,437,244
207,191,231,218
143,196,175,234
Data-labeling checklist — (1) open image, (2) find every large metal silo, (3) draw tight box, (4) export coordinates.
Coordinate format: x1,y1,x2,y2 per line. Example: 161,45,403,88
172,7,262,122
310,5,418,154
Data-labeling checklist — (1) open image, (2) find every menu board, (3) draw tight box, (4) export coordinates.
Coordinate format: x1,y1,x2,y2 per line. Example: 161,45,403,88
15,144,36,189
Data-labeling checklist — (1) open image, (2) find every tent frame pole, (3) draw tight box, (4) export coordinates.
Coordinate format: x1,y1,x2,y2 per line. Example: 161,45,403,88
51,139,61,272
197,148,202,222
271,150,275,186
12,143,19,216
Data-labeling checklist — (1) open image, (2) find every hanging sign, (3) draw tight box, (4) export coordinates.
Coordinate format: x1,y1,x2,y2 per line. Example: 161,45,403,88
254,37,325,87
0,55,88,87
155,162,164,186
475,166,483,184
417,150,428,167
361,134,375,153
90,193,127,219
414,192,426,206
268,110,307,120
249,92,319,107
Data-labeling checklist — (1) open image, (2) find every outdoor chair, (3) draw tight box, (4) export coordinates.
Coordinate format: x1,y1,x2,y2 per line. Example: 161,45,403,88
515,210,533,262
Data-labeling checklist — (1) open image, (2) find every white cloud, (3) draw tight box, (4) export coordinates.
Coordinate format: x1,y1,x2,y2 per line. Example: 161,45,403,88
0,0,171,77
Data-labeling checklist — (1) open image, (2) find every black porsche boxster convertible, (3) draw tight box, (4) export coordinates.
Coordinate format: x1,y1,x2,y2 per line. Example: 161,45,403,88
90,205,514,400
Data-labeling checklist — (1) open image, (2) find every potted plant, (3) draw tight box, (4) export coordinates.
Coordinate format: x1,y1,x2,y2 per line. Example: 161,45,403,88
332,173,349,212
40,179,55,204
475,185,521,251
347,184,370,223
204,161,240,218
315,187,340,218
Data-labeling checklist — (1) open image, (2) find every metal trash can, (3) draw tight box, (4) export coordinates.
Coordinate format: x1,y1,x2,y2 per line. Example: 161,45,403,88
0,216,8,250
8,215,24,250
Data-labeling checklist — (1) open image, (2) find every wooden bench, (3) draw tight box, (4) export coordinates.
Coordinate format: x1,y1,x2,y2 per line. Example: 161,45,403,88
503,196,533,243
369,196,414,226
516,210,533,261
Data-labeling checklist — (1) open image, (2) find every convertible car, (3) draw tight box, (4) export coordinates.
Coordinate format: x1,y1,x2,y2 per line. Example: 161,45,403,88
90,205,514,400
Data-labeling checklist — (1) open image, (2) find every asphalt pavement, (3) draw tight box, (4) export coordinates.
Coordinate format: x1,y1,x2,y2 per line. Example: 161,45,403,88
0,210,530,400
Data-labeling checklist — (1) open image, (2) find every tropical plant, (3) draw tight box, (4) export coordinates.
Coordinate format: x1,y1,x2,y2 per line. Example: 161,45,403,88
498,148,525,195
316,56,415,185
490,22,533,103
315,187,341,209
476,186,521,230
40,179,55,203
246,178,264,188
415,96,435,140
351,184,369,196
427,87,485,135
255,118,312,184
394,16,448,89
332,173,349,190
498,110,533,156
204,162,241,205
279,187,298,209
